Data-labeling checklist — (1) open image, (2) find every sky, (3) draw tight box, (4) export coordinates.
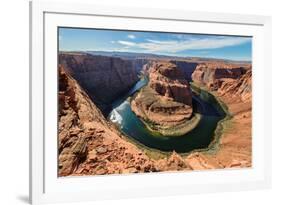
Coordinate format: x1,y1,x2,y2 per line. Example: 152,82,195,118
59,27,252,61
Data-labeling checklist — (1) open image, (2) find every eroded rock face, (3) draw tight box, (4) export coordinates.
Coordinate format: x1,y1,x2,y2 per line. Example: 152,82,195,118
131,62,193,129
191,62,251,101
150,63,193,105
59,52,139,114
59,64,199,176
192,63,248,89
218,70,252,102
58,65,157,176
58,56,252,176
170,61,198,81
186,62,252,169
155,151,191,171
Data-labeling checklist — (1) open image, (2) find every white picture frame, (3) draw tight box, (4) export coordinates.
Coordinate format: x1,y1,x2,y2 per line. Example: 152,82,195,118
29,0,272,204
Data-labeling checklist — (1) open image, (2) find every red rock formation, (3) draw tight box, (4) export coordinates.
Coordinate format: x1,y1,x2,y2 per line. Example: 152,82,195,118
155,151,191,171
58,57,252,176
187,61,252,169
218,70,252,102
191,62,250,91
170,60,198,82
149,62,193,105
185,91,252,170
58,64,196,176
191,62,252,102
58,65,158,176
131,62,194,132
59,52,139,114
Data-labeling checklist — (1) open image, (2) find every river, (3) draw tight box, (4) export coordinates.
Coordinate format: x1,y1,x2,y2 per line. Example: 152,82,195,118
108,77,226,153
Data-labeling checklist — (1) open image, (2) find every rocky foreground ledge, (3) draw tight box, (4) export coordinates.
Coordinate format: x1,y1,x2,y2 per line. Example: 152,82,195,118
58,65,197,176
58,53,252,176
131,62,201,136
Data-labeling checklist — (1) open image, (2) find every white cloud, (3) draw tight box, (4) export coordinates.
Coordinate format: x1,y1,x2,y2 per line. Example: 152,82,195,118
117,36,250,53
117,40,136,46
128,34,136,39
110,40,115,43
146,39,175,44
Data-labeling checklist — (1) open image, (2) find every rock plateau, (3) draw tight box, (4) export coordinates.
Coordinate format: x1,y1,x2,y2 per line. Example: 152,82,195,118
131,62,198,136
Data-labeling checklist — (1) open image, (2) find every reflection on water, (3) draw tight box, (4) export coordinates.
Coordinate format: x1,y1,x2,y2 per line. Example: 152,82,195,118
108,77,226,153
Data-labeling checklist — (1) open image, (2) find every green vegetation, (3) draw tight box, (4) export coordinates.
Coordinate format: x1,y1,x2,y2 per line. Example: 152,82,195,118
186,83,233,155
140,113,202,137
132,85,201,137
117,81,233,158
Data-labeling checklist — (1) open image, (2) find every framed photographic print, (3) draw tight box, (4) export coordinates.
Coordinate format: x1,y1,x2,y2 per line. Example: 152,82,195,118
30,0,272,204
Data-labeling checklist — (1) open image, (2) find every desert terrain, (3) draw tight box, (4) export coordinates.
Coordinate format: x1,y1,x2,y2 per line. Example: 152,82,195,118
58,52,252,176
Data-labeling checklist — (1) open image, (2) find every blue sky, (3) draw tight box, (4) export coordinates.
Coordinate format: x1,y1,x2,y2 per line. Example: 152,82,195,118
59,27,252,61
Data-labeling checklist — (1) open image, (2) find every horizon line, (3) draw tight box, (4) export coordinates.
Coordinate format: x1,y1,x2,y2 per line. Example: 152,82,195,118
59,50,252,63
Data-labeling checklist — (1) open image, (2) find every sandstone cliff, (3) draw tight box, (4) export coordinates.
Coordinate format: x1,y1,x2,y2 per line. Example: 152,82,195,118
58,65,158,176
59,52,139,114
58,56,252,176
132,58,151,73
59,65,195,176
186,62,252,169
192,62,249,89
131,62,197,135
191,62,251,100
170,60,198,81
218,70,252,102
184,88,252,170
149,62,193,105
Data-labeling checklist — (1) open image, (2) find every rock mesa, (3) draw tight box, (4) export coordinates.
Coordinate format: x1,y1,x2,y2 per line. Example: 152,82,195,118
131,62,195,133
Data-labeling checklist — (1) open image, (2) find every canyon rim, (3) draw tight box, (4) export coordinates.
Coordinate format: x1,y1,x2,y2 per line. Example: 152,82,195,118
58,28,252,176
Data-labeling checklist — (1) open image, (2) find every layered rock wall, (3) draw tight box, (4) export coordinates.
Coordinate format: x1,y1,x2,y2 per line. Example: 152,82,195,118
58,54,252,175
58,65,157,176
131,62,194,130
58,65,195,176
59,53,139,114
170,60,198,81
191,62,251,101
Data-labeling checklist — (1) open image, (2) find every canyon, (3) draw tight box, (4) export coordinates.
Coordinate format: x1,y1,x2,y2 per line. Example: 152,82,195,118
59,52,139,114
58,65,156,176
58,52,252,176
131,61,199,136
58,64,196,176
189,62,252,169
